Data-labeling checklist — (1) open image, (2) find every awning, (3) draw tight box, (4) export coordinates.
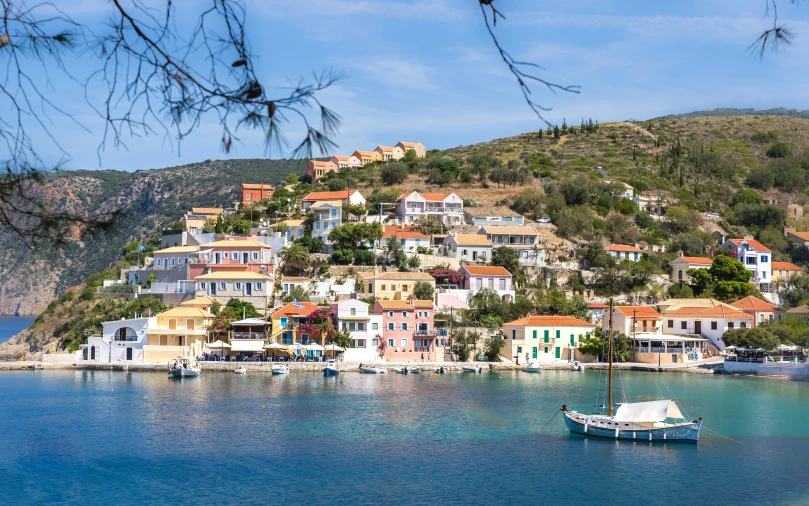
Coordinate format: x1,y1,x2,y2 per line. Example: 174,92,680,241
338,316,370,321
230,340,266,352
613,400,684,423
231,318,269,326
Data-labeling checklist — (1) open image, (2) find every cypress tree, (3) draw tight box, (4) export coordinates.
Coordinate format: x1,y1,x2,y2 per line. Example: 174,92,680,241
538,129,544,139
553,125,560,139
561,118,568,135
580,119,585,133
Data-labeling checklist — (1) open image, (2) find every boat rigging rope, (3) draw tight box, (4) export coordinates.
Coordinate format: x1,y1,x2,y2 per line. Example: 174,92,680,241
539,410,561,432
701,426,750,446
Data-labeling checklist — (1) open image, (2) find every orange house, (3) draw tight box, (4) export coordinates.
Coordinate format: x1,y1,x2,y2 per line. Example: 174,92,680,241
305,160,339,181
241,183,274,205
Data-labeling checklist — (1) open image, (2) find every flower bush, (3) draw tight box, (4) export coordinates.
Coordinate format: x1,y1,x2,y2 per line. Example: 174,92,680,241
428,268,465,286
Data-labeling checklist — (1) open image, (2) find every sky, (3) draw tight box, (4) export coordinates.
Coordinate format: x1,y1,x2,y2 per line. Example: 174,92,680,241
8,0,809,171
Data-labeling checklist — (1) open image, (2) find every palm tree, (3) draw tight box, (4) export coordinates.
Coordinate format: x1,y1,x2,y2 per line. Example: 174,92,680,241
279,244,309,275
646,282,664,304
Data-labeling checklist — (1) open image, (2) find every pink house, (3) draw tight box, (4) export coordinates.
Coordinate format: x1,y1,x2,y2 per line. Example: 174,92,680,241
188,239,273,280
374,299,437,361
459,265,515,302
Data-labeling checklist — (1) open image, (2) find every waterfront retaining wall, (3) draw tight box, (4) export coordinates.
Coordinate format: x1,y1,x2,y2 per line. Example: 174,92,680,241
723,360,809,377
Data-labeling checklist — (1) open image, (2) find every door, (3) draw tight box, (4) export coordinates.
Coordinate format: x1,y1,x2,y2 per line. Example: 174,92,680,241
210,283,217,295
694,320,702,335
245,283,253,296
570,334,575,346
126,348,133,361
90,346,96,360
243,252,249,264
555,347,561,359
532,347,537,359
215,252,221,264
187,319,195,331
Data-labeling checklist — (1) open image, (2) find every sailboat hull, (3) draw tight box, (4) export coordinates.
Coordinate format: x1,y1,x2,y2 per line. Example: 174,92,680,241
562,412,701,443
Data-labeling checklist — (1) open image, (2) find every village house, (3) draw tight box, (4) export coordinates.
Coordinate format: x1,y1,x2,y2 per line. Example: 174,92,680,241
656,298,726,315
603,180,634,199
396,141,427,158
302,189,366,208
380,230,431,253
442,233,493,263
269,301,320,345
463,206,525,227
772,261,803,283
142,307,213,362
280,276,309,295
240,184,274,206
374,145,405,161
501,315,596,363
188,239,274,279
352,150,382,165
785,228,809,247
633,192,666,216
663,305,752,350
305,159,339,181
374,299,437,361
721,238,772,291
668,252,712,283
395,191,464,226
731,296,785,326
194,271,272,308
307,200,342,245
360,271,436,300
604,244,644,262
331,299,384,362
84,315,156,363
459,265,514,301
329,154,362,169
179,295,223,314
608,306,662,336
153,245,200,271
277,219,305,241
587,303,609,325
181,207,223,233
480,226,545,266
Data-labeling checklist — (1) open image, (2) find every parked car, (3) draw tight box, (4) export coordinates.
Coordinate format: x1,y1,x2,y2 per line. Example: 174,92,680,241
538,217,552,223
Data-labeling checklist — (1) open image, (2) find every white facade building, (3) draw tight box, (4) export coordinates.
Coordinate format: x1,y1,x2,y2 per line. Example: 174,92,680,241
395,191,464,226
331,300,384,362
721,238,772,291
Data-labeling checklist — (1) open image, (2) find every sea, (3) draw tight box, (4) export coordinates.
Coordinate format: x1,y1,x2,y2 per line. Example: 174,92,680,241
2,369,809,505
0,316,34,345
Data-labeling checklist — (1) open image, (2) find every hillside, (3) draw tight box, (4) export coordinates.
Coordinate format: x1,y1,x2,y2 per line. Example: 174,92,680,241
0,159,305,316
658,107,809,120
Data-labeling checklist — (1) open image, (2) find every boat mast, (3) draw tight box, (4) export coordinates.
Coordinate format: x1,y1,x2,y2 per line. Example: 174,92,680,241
607,298,614,417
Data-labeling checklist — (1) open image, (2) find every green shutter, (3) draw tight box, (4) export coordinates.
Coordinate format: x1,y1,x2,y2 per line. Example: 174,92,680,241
543,330,549,343
570,334,575,346
555,330,560,339
532,330,537,339
532,347,538,359
555,347,561,359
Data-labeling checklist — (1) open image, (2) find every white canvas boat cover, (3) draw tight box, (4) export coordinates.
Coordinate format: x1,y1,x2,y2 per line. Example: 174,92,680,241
229,340,266,352
612,400,684,423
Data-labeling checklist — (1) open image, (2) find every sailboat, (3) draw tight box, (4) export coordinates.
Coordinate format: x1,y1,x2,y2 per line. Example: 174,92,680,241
561,299,702,443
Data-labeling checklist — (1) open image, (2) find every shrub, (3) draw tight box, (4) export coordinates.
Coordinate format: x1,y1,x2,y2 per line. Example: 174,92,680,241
766,142,791,159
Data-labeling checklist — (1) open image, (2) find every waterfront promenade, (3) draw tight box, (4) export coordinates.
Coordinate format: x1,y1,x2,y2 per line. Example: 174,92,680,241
0,357,723,373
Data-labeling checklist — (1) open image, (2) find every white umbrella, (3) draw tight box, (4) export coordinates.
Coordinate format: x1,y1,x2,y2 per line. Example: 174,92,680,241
323,344,345,354
264,342,288,350
306,343,325,351
724,345,737,351
208,340,231,349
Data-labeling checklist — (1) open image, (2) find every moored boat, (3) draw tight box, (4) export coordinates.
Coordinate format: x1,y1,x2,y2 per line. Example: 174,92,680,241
521,361,542,373
168,358,200,379
271,364,290,375
432,366,445,374
323,359,339,376
393,367,408,374
570,361,584,371
462,365,482,373
408,367,421,374
234,367,247,375
360,365,387,374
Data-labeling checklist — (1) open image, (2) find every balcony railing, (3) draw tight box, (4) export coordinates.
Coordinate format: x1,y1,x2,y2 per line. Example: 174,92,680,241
231,332,266,339
413,330,438,337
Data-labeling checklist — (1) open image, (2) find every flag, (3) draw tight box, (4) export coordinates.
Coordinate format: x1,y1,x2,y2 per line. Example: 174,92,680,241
138,244,146,251
292,298,304,310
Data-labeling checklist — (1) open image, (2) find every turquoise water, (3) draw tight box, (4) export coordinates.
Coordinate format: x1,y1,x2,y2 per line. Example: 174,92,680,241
0,316,34,344
2,370,809,505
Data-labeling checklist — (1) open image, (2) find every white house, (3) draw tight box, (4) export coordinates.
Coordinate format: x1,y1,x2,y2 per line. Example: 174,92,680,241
663,305,753,350
481,226,545,266
308,200,342,244
668,252,712,283
603,180,634,199
721,238,772,291
153,245,200,270
464,206,525,227
195,271,272,308
395,191,464,226
330,155,362,169
331,299,384,362
604,244,644,262
608,306,662,337
380,230,431,254
374,145,405,161
302,189,366,208
459,265,515,302
501,315,596,362
85,316,156,363
442,233,492,263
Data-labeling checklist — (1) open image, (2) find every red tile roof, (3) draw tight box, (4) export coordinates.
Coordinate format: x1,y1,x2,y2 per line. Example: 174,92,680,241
383,231,430,240
460,265,512,276
504,315,596,327
667,305,752,319
731,296,780,312
604,244,643,253
272,301,320,317
772,261,803,271
727,238,771,252
680,256,713,265
588,303,609,309
614,306,661,318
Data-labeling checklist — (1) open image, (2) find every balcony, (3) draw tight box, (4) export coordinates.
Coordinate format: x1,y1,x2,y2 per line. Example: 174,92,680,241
231,332,266,339
413,330,438,337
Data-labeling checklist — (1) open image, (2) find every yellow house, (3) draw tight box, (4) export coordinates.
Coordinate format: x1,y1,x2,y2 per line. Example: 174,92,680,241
143,307,213,363
179,295,224,313
359,272,435,300
501,315,596,363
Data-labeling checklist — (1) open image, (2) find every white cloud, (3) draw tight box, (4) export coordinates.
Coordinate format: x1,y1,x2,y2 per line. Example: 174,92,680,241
252,0,468,22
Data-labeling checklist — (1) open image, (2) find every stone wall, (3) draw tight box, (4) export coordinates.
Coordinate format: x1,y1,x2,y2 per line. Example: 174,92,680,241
41,353,77,364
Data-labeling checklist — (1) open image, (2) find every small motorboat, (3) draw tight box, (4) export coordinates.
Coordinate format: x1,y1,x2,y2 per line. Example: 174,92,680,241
393,367,409,374
462,365,483,374
360,365,387,374
323,359,339,376
271,364,290,375
408,367,421,374
521,361,542,373
432,366,445,374
234,367,247,375
168,358,200,379
570,361,584,372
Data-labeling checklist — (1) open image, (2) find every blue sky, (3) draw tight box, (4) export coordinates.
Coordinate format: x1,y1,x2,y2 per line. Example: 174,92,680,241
13,0,809,171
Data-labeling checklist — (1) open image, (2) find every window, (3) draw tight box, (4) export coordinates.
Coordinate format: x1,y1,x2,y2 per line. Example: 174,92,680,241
402,311,409,318
728,322,734,329
387,338,395,347
381,284,387,291
198,282,206,289
401,323,409,331
372,339,379,347
316,222,321,229
324,222,329,230
499,279,506,290
425,312,430,318
512,329,516,339
223,252,229,259
356,339,366,348
544,347,548,354
761,255,769,263
476,278,482,290
252,252,259,260
532,330,537,339
417,311,422,318
544,330,549,343
401,338,408,348
372,323,378,330
171,258,176,266
358,322,365,331
256,283,263,290
331,208,337,217
462,249,468,256
668,320,674,328
235,282,242,290
387,323,395,331
555,330,560,339
741,322,747,328
350,308,356,316
711,321,718,330
348,322,356,331
517,346,522,353
681,321,687,330
387,311,394,318
219,282,227,290
341,322,347,330
402,285,409,292
760,314,765,323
